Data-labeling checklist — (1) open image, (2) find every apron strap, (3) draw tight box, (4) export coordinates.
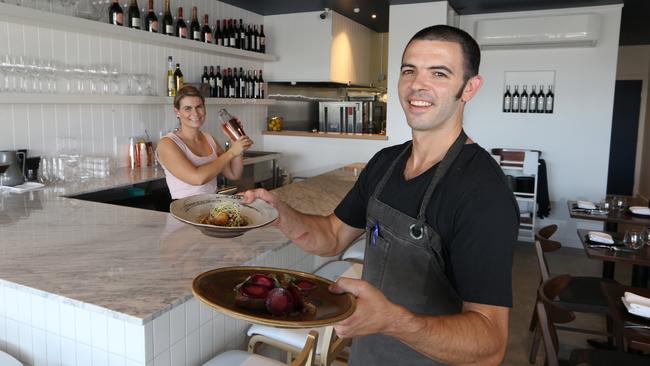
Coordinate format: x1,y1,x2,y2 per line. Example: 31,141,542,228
410,129,468,239
370,141,412,199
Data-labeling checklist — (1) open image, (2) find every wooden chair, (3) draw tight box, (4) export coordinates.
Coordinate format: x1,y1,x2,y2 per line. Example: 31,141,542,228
247,261,362,365
204,330,318,366
528,225,614,363
537,275,650,366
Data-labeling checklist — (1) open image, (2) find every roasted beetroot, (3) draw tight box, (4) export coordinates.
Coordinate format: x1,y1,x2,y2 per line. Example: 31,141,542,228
265,288,295,316
287,284,305,312
234,284,270,311
250,274,275,288
240,284,270,298
294,279,317,292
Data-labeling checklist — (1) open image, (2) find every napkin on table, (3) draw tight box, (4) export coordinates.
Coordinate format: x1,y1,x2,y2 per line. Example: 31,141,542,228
0,182,45,194
624,292,650,318
629,206,650,216
588,231,614,245
577,200,597,210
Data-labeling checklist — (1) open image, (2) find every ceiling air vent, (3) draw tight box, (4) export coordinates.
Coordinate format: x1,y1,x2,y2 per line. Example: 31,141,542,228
475,13,602,50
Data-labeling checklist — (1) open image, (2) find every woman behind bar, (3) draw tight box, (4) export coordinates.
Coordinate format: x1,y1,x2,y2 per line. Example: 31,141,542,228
156,85,253,199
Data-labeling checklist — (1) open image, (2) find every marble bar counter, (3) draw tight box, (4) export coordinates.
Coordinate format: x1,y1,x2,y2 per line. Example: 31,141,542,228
0,164,360,366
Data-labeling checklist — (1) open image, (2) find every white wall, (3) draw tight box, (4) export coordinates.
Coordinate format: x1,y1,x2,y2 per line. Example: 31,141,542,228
0,1,269,166
460,4,623,247
385,1,450,144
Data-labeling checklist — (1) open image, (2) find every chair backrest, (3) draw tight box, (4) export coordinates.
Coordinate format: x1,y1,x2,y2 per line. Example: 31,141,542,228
535,302,560,366
291,330,319,366
534,237,562,282
536,224,558,240
537,275,577,365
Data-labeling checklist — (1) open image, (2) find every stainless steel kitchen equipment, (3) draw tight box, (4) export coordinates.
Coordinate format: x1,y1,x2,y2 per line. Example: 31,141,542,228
318,101,363,133
0,150,26,186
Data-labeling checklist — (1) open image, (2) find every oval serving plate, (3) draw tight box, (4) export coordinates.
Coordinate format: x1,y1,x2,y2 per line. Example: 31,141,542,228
192,266,357,328
170,194,278,238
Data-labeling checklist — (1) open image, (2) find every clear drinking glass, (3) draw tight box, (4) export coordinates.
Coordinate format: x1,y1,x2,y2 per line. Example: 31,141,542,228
614,196,627,211
644,228,650,246
624,230,645,250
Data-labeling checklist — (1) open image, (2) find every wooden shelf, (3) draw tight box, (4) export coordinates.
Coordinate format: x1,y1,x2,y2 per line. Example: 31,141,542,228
0,3,277,62
0,93,277,105
262,130,388,141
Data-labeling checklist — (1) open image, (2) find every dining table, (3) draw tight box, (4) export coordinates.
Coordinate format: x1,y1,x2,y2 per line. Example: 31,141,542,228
569,200,650,283
601,281,650,352
577,229,650,287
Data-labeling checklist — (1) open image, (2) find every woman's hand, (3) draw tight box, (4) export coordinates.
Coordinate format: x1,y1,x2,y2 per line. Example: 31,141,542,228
228,136,253,157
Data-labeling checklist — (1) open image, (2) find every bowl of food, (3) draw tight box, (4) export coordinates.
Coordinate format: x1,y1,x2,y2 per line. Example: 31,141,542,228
170,194,278,238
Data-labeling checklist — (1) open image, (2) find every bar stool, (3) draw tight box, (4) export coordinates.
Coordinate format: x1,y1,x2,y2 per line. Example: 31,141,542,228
204,330,318,366
247,260,362,365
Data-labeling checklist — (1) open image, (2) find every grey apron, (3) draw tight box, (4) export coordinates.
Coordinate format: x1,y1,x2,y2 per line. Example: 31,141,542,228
349,130,468,366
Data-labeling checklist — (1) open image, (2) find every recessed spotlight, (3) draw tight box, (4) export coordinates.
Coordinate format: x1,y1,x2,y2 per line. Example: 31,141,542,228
371,14,377,19
353,7,360,13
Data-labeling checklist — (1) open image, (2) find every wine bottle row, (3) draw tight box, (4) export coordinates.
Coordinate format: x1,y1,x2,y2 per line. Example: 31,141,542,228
108,0,266,53
503,84,554,113
201,66,265,99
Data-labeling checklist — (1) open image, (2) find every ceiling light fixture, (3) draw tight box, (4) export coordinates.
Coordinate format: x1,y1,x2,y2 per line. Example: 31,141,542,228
353,8,360,13
371,14,377,19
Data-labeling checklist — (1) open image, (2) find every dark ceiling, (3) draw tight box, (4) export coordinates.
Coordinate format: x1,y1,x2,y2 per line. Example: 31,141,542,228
220,0,649,45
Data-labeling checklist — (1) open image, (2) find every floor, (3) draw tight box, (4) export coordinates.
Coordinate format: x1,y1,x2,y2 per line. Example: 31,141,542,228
263,242,637,365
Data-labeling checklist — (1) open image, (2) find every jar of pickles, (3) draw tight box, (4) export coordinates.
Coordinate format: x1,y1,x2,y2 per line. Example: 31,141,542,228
267,116,283,132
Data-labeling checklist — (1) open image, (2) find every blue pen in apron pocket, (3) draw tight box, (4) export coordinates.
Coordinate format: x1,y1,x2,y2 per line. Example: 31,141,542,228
371,222,379,247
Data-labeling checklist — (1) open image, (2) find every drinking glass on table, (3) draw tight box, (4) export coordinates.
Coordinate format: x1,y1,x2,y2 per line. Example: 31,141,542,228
624,230,645,250
644,228,650,246
613,196,627,211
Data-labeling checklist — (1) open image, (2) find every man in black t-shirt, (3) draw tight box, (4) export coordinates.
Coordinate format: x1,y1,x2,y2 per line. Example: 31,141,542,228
244,25,518,365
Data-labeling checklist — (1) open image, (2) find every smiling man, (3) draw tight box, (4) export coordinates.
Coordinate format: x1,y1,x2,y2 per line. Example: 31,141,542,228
244,25,519,365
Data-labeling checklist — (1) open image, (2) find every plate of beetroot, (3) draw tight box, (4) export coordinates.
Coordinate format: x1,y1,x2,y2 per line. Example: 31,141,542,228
192,266,356,328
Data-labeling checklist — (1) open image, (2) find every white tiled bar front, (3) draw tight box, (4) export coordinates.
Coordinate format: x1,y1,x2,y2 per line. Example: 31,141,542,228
0,166,355,365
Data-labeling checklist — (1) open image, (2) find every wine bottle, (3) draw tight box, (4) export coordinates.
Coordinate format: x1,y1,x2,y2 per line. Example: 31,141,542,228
258,70,264,98
144,0,158,32
259,25,265,53
175,7,187,39
126,0,140,29
214,20,222,46
239,67,246,98
233,68,241,98
239,19,246,50
502,85,511,113
229,19,236,48
246,25,252,51
166,56,175,97
253,25,259,52
233,19,240,49
253,70,259,98
520,85,528,113
223,19,230,47
222,68,229,98
529,86,537,114
246,70,253,98
189,7,201,41
108,0,124,26
228,68,236,97
536,85,545,113
162,0,173,36
215,66,223,98
201,14,212,43
173,63,183,92
201,66,209,86
208,66,216,97
545,85,554,113
512,85,520,113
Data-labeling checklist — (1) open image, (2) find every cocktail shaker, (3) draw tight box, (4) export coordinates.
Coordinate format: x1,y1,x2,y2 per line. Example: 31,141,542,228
218,109,246,141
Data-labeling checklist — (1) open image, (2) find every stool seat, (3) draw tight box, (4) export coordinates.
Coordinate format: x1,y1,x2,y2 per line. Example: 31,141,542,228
0,351,22,366
248,325,329,355
203,349,286,366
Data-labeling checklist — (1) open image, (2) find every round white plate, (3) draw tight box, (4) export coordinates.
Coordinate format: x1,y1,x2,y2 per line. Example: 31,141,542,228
170,194,278,238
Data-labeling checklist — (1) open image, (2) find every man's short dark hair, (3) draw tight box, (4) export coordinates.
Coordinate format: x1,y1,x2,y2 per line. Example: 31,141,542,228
405,25,481,83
